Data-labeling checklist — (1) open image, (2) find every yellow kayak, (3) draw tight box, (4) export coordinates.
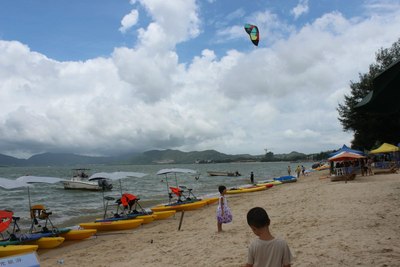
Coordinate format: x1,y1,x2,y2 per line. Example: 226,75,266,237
27,237,65,249
314,164,330,171
151,200,208,212
135,214,157,224
79,219,143,231
204,197,219,205
0,245,38,257
152,210,176,220
226,186,266,194
256,181,282,187
59,229,97,240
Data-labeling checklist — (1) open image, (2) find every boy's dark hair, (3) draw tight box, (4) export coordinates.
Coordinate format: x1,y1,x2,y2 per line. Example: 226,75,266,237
247,207,270,228
218,185,226,194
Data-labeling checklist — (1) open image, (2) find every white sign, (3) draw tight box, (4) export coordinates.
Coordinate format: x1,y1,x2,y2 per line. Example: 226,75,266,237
0,252,40,267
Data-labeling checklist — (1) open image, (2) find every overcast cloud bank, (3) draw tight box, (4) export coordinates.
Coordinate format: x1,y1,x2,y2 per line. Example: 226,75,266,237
1,0,400,158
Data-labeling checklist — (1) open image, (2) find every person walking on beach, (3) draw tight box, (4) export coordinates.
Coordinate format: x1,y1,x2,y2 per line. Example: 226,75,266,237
367,158,374,176
301,165,305,176
295,165,301,178
287,166,291,176
250,171,254,184
245,207,293,267
216,185,232,232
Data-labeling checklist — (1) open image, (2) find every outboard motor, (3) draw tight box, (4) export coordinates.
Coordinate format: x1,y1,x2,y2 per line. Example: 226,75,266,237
98,179,113,190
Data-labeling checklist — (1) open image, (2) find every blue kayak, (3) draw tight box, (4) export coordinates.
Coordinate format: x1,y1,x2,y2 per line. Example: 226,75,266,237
273,175,297,183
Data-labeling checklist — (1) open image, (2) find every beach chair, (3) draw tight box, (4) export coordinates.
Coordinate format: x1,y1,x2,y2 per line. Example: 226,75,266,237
29,204,55,233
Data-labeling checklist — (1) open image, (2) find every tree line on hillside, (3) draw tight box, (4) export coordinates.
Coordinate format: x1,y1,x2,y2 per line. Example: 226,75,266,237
259,150,333,162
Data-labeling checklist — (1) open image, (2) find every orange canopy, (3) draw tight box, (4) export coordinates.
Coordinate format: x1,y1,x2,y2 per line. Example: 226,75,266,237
328,151,366,162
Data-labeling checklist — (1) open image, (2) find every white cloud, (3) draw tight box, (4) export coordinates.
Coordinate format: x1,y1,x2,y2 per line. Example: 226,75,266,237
1,2,400,158
363,0,400,13
137,0,200,48
119,9,139,33
291,0,309,19
217,10,295,46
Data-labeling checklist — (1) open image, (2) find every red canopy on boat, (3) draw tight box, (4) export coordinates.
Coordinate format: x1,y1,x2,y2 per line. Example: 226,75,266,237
0,210,13,233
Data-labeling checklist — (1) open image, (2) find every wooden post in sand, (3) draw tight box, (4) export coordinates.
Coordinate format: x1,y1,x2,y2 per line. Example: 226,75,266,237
178,211,185,231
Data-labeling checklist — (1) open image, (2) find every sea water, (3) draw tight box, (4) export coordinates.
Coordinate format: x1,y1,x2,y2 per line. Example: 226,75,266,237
0,162,312,228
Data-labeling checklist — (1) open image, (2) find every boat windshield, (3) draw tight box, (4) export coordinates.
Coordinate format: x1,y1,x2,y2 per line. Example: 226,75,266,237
72,168,90,178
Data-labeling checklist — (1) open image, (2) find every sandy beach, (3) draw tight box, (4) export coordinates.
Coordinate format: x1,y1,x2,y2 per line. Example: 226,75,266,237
38,170,400,267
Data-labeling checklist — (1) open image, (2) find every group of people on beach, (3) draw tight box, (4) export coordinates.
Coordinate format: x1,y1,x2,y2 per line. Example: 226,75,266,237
216,185,293,267
359,158,374,176
288,165,306,178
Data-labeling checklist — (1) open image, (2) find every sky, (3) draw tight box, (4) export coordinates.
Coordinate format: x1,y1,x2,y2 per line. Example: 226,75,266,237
0,0,400,158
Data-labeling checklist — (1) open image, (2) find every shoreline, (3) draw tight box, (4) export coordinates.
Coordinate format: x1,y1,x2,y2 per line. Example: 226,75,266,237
38,170,400,266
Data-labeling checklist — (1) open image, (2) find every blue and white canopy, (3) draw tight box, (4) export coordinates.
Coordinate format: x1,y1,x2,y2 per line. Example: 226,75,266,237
0,177,31,190
328,145,364,157
16,176,66,184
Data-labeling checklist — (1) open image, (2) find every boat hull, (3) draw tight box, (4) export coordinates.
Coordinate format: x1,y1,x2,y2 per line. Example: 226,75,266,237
273,176,297,183
0,245,38,257
79,219,143,231
63,181,103,191
59,229,97,240
27,237,65,249
152,210,176,220
135,215,156,224
207,171,240,177
151,200,208,212
0,232,55,246
257,180,283,186
330,173,356,182
204,197,219,205
226,186,266,194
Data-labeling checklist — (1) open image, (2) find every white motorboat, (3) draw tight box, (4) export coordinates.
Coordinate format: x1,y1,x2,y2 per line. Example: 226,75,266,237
62,169,113,191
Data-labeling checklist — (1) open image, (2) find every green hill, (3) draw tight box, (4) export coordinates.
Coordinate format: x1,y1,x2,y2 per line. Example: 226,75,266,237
128,149,256,164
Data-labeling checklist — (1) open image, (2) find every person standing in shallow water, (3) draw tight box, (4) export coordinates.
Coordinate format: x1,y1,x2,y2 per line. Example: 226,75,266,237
287,166,291,176
250,171,254,184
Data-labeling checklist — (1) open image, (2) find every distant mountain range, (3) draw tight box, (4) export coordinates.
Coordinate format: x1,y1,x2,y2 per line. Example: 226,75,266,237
0,149,313,167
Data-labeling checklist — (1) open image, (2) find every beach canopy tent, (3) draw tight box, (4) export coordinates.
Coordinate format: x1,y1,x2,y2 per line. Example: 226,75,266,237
328,151,366,162
329,144,364,157
369,143,400,154
355,59,400,113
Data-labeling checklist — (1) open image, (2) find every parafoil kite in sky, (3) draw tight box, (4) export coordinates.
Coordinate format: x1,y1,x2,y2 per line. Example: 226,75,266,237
244,24,259,46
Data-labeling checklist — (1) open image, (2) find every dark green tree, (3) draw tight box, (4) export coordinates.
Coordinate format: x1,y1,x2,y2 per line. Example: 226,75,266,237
337,38,400,150
261,148,275,162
